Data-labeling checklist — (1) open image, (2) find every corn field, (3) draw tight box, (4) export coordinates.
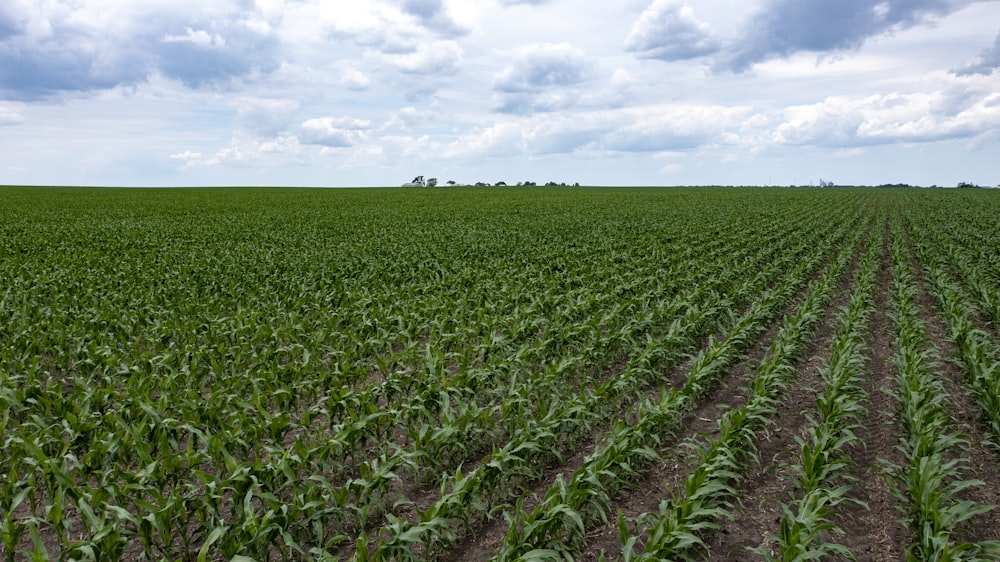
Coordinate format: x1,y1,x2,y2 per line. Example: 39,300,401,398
2,185,1000,561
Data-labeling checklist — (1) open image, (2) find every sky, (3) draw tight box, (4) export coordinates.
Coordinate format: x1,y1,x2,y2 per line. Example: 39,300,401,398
1,0,999,187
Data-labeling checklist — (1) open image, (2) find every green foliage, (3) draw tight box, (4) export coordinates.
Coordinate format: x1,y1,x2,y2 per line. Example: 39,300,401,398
3,186,1000,560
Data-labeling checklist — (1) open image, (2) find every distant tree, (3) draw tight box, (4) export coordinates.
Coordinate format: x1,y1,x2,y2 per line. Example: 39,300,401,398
957,181,977,188
446,180,456,186
495,181,507,186
573,182,580,187
427,177,438,187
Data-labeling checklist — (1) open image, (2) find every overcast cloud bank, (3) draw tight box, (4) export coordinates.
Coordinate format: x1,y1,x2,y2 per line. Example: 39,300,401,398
1,0,998,186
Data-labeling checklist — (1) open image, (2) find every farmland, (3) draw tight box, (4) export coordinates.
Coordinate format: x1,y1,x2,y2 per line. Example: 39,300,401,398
2,185,1000,561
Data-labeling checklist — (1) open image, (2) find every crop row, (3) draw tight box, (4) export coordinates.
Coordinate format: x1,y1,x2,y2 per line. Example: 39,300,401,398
361,203,868,559
12,186,996,561
886,215,1000,560
614,207,866,561
755,211,883,560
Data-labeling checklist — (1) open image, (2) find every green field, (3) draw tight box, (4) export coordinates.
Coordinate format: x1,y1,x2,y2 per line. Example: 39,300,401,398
3,186,1000,561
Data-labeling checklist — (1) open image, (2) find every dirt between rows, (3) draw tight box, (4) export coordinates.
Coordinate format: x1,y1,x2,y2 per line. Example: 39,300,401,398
437,228,848,562
546,208,1000,562
326,206,1000,562
434,227,860,561
573,234,867,561
900,217,1000,546
834,216,907,562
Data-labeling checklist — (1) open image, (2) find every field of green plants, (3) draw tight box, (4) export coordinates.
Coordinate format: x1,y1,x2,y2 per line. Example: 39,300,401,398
2,185,1000,561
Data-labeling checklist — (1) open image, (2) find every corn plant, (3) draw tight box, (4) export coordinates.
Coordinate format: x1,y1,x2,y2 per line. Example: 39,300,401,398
620,221,858,561
0,186,887,561
754,212,884,561
884,215,1000,561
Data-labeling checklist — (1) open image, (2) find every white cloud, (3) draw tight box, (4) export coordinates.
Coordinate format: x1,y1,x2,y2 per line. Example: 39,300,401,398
953,31,1000,75
441,123,526,158
494,43,593,92
437,103,749,159
2,0,999,187
624,1,719,61
604,104,749,151
395,0,469,35
232,97,299,135
771,88,1000,147
169,150,203,169
161,27,227,49
0,105,23,125
174,134,304,168
493,43,595,114
0,0,283,98
384,106,437,130
340,68,372,90
379,40,463,75
833,147,865,158
327,6,423,54
299,116,372,147
719,0,979,72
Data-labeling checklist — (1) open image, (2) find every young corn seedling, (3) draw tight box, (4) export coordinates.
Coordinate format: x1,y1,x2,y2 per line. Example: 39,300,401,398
755,217,882,561
885,217,1000,561
624,223,859,561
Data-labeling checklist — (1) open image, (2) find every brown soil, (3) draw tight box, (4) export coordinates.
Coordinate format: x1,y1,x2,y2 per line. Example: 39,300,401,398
574,234,855,561
834,212,908,561
437,233,843,561
900,219,1000,545
700,221,869,561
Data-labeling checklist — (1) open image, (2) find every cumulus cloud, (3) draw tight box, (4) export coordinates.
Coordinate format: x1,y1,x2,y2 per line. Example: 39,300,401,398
440,103,749,159
404,84,437,102
171,134,303,169
397,0,468,35
0,1,281,99
495,91,582,115
493,43,595,114
232,97,299,135
770,89,1000,146
384,106,437,130
494,44,592,92
624,1,720,61
169,150,203,170
219,137,298,166
299,116,372,147
604,105,748,151
0,17,147,99
0,105,23,125
952,30,1000,75
341,68,373,90
161,27,227,49
154,19,281,88
380,40,463,75
720,0,971,72
443,85,1000,162
327,0,465,57
440,122,526,159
